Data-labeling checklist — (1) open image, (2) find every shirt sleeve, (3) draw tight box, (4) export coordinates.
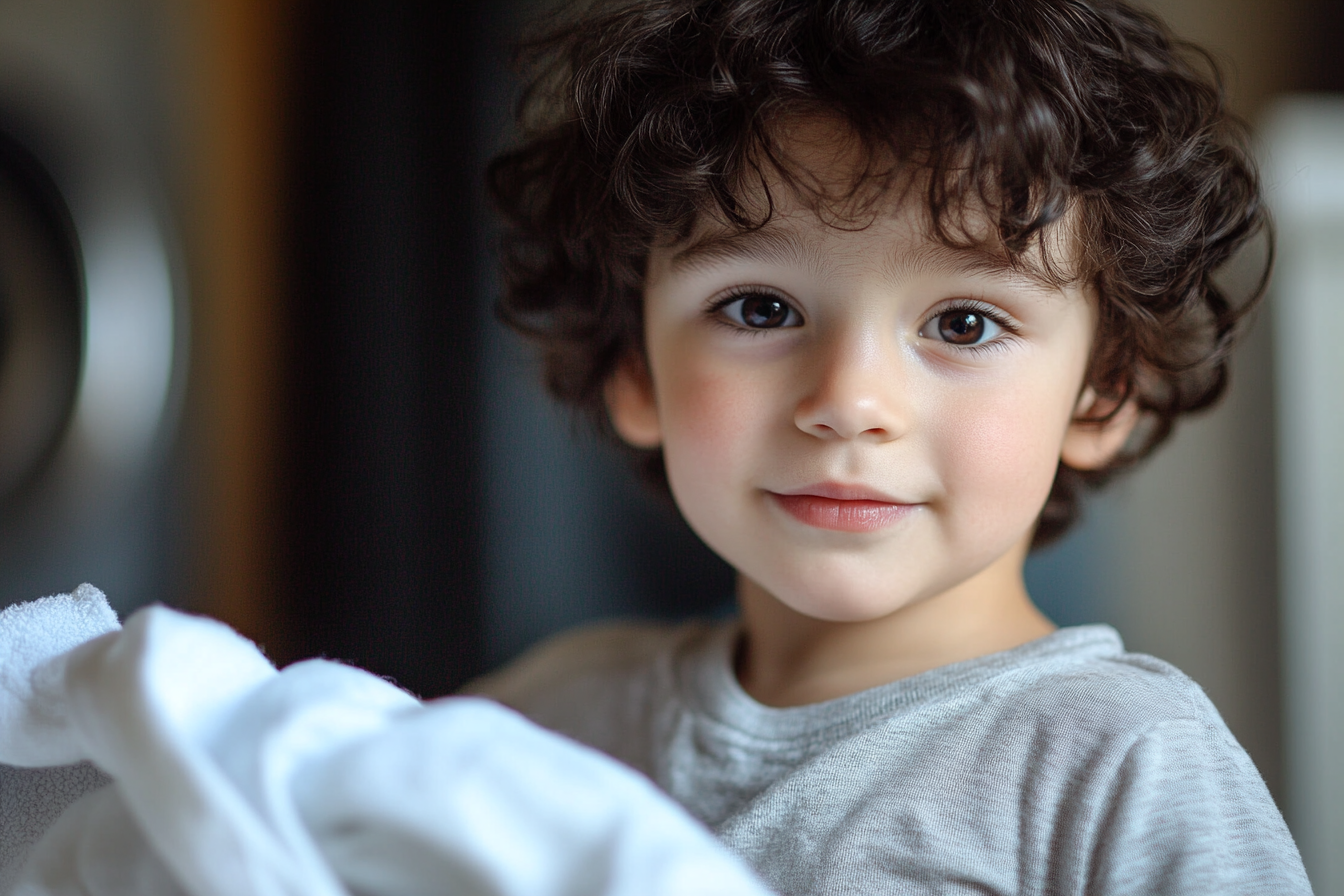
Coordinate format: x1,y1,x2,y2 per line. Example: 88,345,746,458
1087,717,1311,895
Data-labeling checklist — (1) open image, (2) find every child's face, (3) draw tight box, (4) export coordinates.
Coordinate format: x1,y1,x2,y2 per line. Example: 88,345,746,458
608,131,1126,625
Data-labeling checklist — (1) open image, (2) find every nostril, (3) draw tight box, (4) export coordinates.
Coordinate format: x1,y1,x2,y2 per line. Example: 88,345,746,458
793,356,907,441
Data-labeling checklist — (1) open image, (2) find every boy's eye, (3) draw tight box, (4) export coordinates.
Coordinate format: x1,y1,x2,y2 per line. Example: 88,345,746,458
923,308,1004,346
719,292,801,329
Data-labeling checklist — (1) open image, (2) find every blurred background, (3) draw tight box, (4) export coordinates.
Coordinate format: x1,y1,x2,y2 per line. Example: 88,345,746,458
0,0,1338,889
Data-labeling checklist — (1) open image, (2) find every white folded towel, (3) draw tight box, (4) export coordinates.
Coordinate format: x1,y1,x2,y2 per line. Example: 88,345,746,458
0,587,772,896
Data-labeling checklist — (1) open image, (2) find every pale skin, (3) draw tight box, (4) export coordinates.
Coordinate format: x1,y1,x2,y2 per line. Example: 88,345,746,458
605,125,1138,708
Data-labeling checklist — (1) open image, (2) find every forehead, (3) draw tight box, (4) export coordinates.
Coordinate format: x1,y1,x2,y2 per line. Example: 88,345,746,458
664,116,1087,287
667,218,1064,292
665,200,1084,297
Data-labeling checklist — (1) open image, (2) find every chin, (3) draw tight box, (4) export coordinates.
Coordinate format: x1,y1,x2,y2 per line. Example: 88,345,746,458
767,572,921,624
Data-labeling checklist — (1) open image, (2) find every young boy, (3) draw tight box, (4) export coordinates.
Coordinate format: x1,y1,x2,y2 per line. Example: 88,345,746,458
476,0,1311,893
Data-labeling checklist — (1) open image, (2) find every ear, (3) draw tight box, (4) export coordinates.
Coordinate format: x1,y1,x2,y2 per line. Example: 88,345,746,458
1060,386,1140,471
604,353,662,448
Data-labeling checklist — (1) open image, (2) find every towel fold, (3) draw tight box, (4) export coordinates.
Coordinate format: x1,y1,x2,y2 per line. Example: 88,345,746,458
0,588,772,896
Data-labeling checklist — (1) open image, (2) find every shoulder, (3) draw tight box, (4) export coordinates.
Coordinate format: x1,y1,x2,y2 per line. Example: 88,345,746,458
837,628,1249,788
954,632,1269,794
461,618,723,762
985,643,1269,795
465,619,697,706
771,630,1310,894
967,632,1310,892
970,628,1236,750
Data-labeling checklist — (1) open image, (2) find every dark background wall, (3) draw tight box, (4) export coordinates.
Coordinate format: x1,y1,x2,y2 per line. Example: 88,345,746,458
277,2,487,696
271,0,734,697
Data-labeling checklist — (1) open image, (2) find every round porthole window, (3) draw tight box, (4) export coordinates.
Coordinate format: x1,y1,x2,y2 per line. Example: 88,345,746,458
0,129,82,503
0,10,184,613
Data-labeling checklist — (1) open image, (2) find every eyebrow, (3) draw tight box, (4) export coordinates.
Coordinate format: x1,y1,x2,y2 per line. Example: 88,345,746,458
669,227,823,275
883,242,1060,288
670,224,1067,288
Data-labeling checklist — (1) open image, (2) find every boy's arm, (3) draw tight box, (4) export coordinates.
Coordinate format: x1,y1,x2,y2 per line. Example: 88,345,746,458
1088,717,1310,895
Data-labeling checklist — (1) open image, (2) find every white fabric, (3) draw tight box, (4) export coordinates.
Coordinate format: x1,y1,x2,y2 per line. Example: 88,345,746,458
0,588,772,896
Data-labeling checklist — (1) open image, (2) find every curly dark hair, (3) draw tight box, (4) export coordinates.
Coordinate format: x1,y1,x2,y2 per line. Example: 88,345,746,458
487,0,1269,548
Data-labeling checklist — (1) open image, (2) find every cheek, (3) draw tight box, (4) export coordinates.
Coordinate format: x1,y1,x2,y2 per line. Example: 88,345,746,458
655,349,771,463
931,375,1077,525
655,361,760,546
651,344,791,547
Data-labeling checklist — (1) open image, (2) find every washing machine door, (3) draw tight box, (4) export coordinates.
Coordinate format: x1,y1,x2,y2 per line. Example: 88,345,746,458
0,128,82,503
0,80,182,612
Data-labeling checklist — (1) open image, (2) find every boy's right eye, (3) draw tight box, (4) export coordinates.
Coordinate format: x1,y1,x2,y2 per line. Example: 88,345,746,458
715,291,802,330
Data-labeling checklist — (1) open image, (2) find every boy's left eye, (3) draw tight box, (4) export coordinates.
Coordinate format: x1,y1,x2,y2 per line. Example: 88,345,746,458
920,307,1005,346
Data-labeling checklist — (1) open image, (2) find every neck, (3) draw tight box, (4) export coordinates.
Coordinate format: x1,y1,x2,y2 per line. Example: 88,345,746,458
734,543,1056,707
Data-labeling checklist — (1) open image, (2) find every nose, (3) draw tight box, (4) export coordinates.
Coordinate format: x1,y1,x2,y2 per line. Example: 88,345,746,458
794,331,908,442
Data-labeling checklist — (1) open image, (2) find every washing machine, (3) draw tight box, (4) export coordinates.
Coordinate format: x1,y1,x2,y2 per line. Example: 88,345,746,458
0,0,184,612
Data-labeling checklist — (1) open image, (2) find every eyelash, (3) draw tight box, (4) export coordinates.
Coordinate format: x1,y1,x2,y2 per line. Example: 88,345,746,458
921,299,1021,356
705,290,1021,353
705,286,801,335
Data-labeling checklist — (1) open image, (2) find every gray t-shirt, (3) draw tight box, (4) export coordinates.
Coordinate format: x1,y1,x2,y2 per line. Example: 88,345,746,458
474,621,1311,895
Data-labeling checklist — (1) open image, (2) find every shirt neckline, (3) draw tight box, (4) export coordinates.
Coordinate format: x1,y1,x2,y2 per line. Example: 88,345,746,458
680,622,1125,748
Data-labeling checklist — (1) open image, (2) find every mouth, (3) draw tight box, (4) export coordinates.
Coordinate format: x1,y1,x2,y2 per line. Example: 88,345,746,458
768,483,918,533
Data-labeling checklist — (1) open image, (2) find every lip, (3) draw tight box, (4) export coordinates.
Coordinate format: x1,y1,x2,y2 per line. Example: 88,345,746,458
768,483,918,532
